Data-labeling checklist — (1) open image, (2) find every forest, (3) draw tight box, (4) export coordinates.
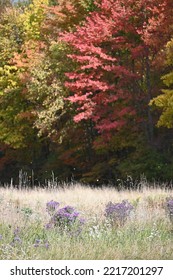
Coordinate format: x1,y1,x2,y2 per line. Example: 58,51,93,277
0,0,173,186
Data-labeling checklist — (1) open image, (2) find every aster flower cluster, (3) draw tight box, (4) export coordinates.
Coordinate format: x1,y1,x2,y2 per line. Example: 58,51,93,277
46,200,84,232
166,197,173,222
105,200,133,225
51,206,80,227
46,200,60,215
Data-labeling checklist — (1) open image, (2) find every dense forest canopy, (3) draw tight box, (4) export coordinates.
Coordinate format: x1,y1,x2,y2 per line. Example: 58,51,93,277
0,0,173,186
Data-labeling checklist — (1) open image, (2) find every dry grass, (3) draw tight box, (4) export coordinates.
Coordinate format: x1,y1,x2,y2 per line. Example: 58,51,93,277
0,183,173,259
0,183,172,212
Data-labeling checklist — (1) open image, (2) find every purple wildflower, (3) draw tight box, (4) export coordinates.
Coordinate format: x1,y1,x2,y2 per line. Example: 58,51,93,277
105,200,133,225
166,197,173,222
13,227,20,236
45,201,85,235
63,206,75,213
34,239,41,247
45,241,49,249
79,218,86,225
51,205,80,227
35,239,41,243
11,235,22,246
46,200,60,215
166,198,173,214
0,234,2,240
14,236,22,243
11,227,22,245
45,222,53,230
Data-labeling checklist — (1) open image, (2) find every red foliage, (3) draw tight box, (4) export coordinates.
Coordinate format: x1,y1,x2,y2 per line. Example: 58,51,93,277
60,0,139,133
61,0,173,134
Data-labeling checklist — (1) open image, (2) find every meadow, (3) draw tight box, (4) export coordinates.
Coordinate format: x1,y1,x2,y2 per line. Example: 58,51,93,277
0,180,173,260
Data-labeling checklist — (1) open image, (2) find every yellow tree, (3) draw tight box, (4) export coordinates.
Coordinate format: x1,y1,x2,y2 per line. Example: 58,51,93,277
150,39,173,128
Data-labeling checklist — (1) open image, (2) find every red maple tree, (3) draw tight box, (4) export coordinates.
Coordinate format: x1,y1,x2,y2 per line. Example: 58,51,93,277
61,0,173,137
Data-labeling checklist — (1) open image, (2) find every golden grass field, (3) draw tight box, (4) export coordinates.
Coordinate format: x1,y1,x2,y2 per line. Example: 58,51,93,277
0,183,173,259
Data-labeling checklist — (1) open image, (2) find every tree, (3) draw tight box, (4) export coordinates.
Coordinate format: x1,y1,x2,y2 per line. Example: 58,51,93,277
61,0,173,138
0,1,51,182
1,0,173,184
0,0,98,182
0,0,52,148
150,39,173,128
58,0,173,182
61,0,139,134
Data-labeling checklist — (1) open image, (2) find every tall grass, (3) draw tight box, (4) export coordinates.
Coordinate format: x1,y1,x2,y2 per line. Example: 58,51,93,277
0,182,173,259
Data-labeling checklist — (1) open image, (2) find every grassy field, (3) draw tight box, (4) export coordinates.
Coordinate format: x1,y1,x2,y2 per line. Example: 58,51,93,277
0,182,173,260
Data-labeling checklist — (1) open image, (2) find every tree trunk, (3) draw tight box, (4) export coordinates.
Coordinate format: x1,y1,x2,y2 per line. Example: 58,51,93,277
145,54,154,145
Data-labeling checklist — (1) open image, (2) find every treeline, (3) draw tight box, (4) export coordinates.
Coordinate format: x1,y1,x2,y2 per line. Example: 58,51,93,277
0,0,173,185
